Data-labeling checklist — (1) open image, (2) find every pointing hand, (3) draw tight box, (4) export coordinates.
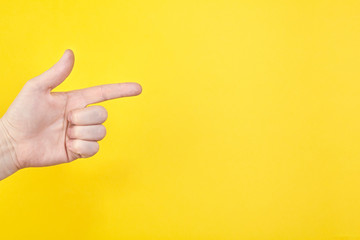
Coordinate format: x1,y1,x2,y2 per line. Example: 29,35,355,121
0,50,142,180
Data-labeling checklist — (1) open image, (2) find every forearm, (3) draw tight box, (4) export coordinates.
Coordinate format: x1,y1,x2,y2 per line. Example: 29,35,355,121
0,119,18,180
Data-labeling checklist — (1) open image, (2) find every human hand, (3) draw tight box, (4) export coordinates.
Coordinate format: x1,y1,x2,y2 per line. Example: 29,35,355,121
0,50,142,180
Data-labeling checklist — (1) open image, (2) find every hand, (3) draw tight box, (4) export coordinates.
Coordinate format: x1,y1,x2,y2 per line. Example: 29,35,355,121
0,50,142,180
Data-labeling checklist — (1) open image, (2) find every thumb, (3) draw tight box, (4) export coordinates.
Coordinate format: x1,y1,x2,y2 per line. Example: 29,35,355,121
29,49,75,91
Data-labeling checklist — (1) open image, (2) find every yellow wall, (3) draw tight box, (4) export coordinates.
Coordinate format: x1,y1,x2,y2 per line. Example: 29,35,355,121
0,0,359,239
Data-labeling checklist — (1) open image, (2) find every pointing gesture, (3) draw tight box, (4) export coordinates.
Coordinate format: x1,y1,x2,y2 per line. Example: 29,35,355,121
0,50,142,180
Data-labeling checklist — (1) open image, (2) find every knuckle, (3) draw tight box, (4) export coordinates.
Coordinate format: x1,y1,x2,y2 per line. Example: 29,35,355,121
96,106,108,121
99,86,108,101
81,141,99,158
98,125,107,139
91,142,100,155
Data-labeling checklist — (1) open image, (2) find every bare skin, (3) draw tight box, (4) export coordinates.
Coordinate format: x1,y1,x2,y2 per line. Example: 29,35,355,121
0,50,142,180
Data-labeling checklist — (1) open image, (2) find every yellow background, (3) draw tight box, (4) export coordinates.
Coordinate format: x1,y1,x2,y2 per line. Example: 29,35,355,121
0,0,359,239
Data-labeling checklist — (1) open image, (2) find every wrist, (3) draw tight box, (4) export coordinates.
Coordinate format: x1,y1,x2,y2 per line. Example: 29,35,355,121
0,118,19,180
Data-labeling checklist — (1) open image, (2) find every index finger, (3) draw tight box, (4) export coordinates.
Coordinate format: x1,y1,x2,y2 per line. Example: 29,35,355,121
70,82,142,105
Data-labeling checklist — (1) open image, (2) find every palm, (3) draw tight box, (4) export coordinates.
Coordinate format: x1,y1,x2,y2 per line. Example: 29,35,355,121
1,50,141,169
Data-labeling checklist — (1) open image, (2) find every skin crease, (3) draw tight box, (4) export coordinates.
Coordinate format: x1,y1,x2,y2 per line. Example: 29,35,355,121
0,49,142,173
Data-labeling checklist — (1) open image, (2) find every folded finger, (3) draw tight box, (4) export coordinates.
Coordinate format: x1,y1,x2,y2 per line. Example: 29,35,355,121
67,139,99,158
68,105,108,125
68,125,106,141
